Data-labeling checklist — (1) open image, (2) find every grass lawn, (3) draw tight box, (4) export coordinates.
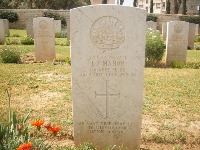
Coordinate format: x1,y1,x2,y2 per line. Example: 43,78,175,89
0,30,200,149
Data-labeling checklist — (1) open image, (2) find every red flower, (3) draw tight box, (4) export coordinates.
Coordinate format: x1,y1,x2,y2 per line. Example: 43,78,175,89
16,142,32,150
32,120,44,129
47,125,61,135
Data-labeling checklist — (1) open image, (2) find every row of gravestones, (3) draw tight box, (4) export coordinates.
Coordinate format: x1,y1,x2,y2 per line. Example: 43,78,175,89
147,21,199,49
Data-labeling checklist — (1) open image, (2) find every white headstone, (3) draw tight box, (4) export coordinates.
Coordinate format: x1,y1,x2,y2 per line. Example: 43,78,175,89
188,23,196,49
165,21,189,66
162,22,167,39
33,17,55,61
54,20,62,33
26,19,34,37
195,24,199,35
90,0,116,5
0,19,6,44
146,21,157,30
71,5,146,149
3,19,9,36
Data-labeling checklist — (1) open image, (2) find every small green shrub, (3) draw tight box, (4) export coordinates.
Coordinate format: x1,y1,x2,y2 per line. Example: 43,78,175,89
195,44,200,50
55,30,67,38
20,36,34,45
0,48,21,63
0,10,18,22
185,62,200,69
147,14,158,22
145,30,165,66
66,57,71,65
43,11,66,26
195,36,200,42
179,16,200,24
6,38,20,45
170,60,185,69
12,33,20,37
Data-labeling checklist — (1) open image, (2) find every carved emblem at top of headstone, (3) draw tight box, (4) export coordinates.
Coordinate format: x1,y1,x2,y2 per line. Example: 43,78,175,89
39,20,48,30
90,16,125,50
174,23,183,33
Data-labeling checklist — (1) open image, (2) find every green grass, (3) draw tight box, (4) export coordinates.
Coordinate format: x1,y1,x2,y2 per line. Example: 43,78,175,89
0,30,200,149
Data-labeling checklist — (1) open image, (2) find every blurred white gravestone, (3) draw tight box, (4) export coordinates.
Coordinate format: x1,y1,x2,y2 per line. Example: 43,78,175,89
3,19,10,36
0,19,6,44
188,23,196,49
71,5,146,150
33,17,56,61
26,19,34,37
54,20,61,33
165,21,189,66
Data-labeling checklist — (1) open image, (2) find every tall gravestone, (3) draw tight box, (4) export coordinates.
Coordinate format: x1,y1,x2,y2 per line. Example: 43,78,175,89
71,5,146,150
188,23,196,49
0,19,6,44
33,17,55,61
54,20,61,33
146,21,157,30
162,22,167,39
26,19,34,37
165,21,189,66
3,19,10,36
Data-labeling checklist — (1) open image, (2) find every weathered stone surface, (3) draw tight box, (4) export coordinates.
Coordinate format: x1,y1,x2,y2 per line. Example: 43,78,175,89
3,19,10,36
165,21,189,66
162,22,167,39
146,21,157,30
90,0,115,5
195,24,199,35
33,17,55,61
188,23,196,49
71,5,146,150
54,20,61,33
0,19,6,44
26,19,34,37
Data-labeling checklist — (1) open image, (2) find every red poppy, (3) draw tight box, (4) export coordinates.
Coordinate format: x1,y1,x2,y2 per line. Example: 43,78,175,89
16,142,32,150
32,120,44,128
47,125,61,135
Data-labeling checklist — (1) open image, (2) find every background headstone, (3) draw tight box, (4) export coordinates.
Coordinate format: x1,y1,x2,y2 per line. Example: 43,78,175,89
146,21,157,30
71,5,146,150
67,19,70,40
3,19,10,36
26,19,34,37
195,24,199,35
165,21,189,66
54,20,61,33
33,17,55,61
162,22,167,39
90,0,115,5
0,19,6,44
188,23,196,49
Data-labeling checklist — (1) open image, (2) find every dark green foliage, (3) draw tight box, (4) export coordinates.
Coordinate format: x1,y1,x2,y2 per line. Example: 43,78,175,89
170,61,185,69
145,30,165,66
102,0,107,4
150,0,153,13
120,0,124,5
182,0,187,15
43,11,66,26
179,16,200,24
20,36,34,45
0,48,21,63
133,0,137,7
166,0,171,14
195,36,200,42
0,10,18,22
147,14,158,22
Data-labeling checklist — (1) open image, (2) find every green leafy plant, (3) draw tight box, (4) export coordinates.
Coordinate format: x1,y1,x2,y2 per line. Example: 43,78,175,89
20,36,34,45
179,16,200,24
66,57,71,65
6,38,20,45
0,48,21,63
12,33,20,37
195,44,200,50
145,30,165,66
195,36,200,42
43,11,66,26
170,60,185,69
147,14,158,22
55,30,67,38
0,11,18,22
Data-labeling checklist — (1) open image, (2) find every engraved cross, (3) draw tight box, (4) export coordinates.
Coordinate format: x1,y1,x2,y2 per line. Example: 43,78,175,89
95,80,120,119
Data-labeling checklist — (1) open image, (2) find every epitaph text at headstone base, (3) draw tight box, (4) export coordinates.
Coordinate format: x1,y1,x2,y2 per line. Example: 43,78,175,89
188,23,196,49
165,21,189,66
33,17,55,61
162,22,167,39
54,20,61,33
26,19,34,38
71,5,146,150
3,19,10,36
0,19,6,44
